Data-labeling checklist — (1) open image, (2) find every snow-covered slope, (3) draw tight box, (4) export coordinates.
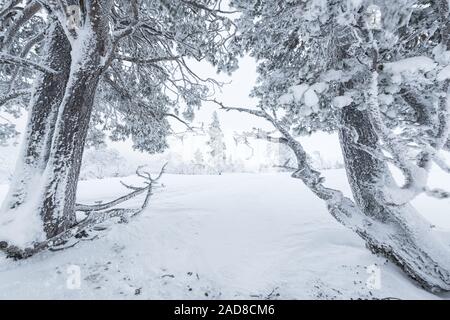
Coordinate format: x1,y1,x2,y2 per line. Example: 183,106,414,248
0,170,449,299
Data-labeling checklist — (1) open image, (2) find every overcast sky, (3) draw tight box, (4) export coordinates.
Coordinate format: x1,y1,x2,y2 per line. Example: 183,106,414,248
3,55,343,168
113,55,344,166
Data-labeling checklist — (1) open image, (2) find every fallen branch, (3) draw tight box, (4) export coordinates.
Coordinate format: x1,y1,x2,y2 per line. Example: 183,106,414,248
0,163,167,259
76,163,167,212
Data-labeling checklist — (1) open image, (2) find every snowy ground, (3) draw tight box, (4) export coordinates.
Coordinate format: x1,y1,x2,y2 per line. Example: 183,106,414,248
0,169,449,299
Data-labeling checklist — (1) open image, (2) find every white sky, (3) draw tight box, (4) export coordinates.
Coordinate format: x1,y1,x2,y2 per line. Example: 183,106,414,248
114,55,344,166
3,55,343,169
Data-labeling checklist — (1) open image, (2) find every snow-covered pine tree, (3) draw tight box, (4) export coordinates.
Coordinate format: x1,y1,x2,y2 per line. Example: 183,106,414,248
228,0,450,291
0,0,45,145
206,111,227,174
0,0,236,252
193,148,205,174
194,149,205,166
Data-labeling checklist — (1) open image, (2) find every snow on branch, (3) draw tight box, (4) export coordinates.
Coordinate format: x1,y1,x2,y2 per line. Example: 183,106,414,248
114,54,182,65
425,188,450,199
432,153,450,174
365,68,449,205
211,99,268,119
179,0,239,15
76,163,167,213
221,101,450,291
0,53,57,74
0,89,29,107
0,0,22,20
236,128,288,145
0,1,42,51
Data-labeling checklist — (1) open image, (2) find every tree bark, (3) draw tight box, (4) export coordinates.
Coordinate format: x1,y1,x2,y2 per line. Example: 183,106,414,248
338,105,450,292
338,106,395,222
1,21,71,212
36,0,112,238
38,66,103,238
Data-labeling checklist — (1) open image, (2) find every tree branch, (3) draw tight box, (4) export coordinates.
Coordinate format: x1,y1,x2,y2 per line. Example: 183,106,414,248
0,1,42,51
209,99,268,119
0,53,57,74
114,54,181,65
0,89,29,106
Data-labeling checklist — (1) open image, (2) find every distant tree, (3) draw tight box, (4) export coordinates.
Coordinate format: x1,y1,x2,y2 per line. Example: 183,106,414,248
310,151,324,170
194,149,205,166
192,148,205,174
206,111,227,174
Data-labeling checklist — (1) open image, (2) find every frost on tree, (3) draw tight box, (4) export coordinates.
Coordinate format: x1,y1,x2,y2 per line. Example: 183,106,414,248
227,0,450,291
206,111,227,174
0,0,236,255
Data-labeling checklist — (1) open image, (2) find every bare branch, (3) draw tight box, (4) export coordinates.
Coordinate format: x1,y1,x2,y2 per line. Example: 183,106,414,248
0,53,57,74
119,181,142,191
164,113,193,130
76,163,167,212
0,1,42,51
0,89,29,106
425,187,450,199
0,163,169,259
180,0,239,15
75,186,147,212
209,99,268,119
0,0,21,20
115,54,181,64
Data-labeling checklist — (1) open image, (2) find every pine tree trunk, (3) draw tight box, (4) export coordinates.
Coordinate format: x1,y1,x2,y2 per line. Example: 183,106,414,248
38,66,102,238
1,21,71,212
37,1,112,238
338,106,450,292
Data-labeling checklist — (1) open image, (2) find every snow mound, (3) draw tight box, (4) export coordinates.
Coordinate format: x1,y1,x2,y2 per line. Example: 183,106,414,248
333,96,353,109
384,56,436,74
437,65,450,82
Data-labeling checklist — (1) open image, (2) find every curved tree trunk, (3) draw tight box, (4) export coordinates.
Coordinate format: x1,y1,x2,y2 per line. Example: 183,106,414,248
1,21,71,212
338,105,450,292
338,106,394,222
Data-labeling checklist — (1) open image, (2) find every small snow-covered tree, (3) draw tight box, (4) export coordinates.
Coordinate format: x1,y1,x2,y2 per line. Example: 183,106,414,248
192,148,205,174
227,0,450,291
194,149,205,166
206,111,227,174
310,151,326,170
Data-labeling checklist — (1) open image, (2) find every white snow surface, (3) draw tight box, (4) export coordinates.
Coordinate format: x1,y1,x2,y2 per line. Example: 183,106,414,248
304,89,319,107
437,65,450,82
384,56,437,75
0,170,449,299
332,96,353,109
